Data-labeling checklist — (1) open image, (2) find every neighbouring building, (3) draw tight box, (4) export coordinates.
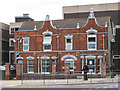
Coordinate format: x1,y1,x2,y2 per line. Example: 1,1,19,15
13,10,115,80
63,2,120,71
9,14,34,65
0,22,9,65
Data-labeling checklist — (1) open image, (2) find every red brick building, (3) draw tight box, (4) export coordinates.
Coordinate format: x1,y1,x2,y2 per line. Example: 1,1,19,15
14,10,115,79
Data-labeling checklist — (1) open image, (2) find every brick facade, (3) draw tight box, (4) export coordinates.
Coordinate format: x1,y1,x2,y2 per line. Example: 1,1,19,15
14,11,111,79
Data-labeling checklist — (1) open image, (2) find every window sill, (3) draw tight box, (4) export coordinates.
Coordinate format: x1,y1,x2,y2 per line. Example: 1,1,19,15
27,72,34,73
44,50,52,52
88,49,97,51
41,72,50,74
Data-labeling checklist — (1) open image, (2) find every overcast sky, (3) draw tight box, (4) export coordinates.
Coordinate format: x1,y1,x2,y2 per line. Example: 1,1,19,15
0,0,119,24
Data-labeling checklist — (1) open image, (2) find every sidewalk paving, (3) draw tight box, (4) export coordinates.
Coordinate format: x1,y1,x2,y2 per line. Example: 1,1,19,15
1,75,119,88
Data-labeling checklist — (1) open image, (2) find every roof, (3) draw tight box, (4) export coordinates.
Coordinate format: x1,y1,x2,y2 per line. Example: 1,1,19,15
19,16,111,31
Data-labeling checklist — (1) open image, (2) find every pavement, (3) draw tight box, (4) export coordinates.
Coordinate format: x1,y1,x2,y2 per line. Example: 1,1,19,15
1,75,119,88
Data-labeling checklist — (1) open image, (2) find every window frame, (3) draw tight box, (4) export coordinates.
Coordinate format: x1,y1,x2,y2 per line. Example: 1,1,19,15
41,59,50,74
97,59,101,74
27,59,34,73
9,38,15,47
65,36,73,51
43,34,52,51
23,37,29,51
87,34,97,50
86,58,96,74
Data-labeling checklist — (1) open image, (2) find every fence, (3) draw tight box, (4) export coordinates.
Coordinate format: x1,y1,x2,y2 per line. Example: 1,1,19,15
21,70,119,85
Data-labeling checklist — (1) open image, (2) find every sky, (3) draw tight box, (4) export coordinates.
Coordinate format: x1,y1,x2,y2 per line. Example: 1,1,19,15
0,0,119,24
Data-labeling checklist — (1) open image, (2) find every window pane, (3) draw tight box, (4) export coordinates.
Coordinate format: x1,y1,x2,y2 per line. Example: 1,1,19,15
23,40,28,44
15,28,19,31
87,59,95,73
44,45,51,50
11,28,14,33
44,34,51,37
66,44,72,50
29,60,34,65
41,60,50,73
10,53,14,64
52,60,56,63
98,66,100,73
11,40,14,46
28,60,34,72
98,59,100,65
67,39,71,43
23,45,29,50
88,37,95,42
88,44,95,49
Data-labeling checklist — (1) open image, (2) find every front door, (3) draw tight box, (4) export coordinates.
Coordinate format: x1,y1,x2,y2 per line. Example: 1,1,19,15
65,59,74,74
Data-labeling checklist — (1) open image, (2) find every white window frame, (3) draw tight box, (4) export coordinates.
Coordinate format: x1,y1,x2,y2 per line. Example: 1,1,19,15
87,35,97,50
10,28,15,34
9,38,15,47
43,33,52,51
65,35,73,51
86,58,96,74
41,59,50,74
27,59,34,73
98,59,101,74
23,37,29,51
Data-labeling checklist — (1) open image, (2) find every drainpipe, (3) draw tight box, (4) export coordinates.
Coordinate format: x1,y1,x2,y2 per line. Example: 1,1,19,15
17,38,20,53
103,35,105,62
57,35,59,74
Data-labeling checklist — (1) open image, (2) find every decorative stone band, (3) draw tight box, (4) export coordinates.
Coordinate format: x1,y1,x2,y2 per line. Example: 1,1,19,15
41,55,50,59
42,29,52,35
86,28,97,34
65,34,73,38
22,37,30,40
85,56,96,59
26,55,34,60
16,55,23,60
61,54,77,61
51,56,57,59
80,56,84,59
97,56,103,59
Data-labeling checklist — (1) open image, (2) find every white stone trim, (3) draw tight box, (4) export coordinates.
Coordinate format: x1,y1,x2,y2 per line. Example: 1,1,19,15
85,56,96,59
16,55,23,60
88,8,95,19
61,54,77,61
80,56,84,59
41,55,50,59
65,34,73,38
22,37,30,40
86,28,97,34
51,56,57,59
113,55,120,59
42,30,52,35
97,56,103,59
26,55,34,60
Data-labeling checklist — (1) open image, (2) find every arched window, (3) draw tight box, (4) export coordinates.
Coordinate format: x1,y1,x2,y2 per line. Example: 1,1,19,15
86,28,97,50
